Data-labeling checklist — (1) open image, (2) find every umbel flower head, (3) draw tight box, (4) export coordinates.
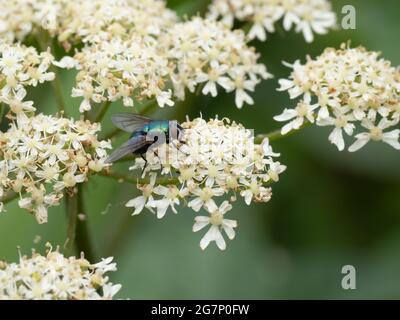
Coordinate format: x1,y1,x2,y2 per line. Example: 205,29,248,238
0,42,54,115
0,245,121,300
0,0,177,47
0,114,111,223
274,43,400,152
56,16,271,112
56,36,173,112
207,0,336,43
161,17,272,109
123,116,286,250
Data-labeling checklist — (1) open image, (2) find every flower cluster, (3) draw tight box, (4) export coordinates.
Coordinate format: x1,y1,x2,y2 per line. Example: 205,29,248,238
56,36,172,112
207,0,336,43
123,117,286,250
0,42,54,116
274,44,400,151
0,0,177,47
0,0,39,43
162,17,272,109
57,16,271,112
0,114,111,223
0,246,121,300
52,0,176,48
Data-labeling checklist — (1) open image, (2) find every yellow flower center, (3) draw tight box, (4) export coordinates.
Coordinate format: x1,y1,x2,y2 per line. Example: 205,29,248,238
200,187,213,201
370,126,383,141
335,116,348,128
296,102,309,117
267,169,279,182
210,211,223,226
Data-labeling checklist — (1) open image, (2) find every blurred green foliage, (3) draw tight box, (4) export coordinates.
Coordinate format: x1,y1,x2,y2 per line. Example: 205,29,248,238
1,0,400,299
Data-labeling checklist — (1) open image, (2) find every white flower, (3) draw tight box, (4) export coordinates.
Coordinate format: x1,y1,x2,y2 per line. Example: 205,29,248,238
72,83,100,113
53,56,77,69
0,114,110,222
193,201,237,250
276,44,400,151
207,0,336,43
156,90,174,108
240,177,272,205
0,42,54,115
66,37,172,112
125,174,156,216
197,61,232,97
1,88,36,114
148,185,184,219
274,94,318,134
188,179,225,212
92,257,117,273
162,17,272,109
234,78,256,109
121,116,286,250
292,3,336,43
317,109,356,151
0,247,121,300
349,118,400,152
0,46,23,75
0,0,177,44
266,161,287,182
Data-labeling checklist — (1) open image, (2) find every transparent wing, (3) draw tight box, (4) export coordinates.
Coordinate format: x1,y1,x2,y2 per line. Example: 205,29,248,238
111,113,151,132
105,135,148,163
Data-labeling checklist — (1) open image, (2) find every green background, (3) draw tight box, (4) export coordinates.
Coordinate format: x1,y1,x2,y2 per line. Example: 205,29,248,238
1,0,400,299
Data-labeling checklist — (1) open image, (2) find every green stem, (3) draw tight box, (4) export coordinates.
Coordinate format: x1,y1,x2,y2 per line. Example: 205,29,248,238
0,103,5,126
66,191,78,251
255,121,311,144
36,33,67,115
75,184,96,262
65,186,96,261
1,191,19,205
93,100,112,123
51,73,67,115
241,21,253,34
98,171,179,186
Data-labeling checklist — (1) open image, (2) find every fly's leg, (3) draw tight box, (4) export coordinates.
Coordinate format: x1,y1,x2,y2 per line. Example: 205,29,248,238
141,154,148,176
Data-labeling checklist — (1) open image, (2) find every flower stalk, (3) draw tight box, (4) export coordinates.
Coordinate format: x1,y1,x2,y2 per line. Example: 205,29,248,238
0,103,5,125
255,121,311,143
66,190,78,251
66,185,96,262
99,170,179,186
94,100,112,123
1,191,19,205
35,33,66,115
75,184,96,262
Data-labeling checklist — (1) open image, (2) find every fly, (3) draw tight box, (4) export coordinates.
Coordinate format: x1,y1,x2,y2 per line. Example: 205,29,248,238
105,113,184,166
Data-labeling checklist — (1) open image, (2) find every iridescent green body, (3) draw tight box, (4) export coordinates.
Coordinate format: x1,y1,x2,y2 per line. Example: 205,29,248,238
130,120,172,155
105,114,183,164
131,120,170,138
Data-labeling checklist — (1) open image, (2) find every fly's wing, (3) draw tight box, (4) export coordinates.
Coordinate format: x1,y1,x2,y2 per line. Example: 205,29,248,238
111,113,151,132
105,135,149,163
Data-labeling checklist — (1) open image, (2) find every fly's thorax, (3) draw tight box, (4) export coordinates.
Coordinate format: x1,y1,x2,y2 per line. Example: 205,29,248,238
144,120,170,143
129,120,182,144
